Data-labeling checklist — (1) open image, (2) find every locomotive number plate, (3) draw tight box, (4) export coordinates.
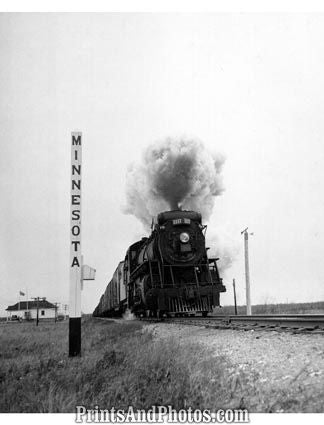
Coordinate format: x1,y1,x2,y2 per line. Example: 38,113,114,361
173,218,191,225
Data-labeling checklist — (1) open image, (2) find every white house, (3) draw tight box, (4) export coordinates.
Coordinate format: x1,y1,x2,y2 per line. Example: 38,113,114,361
6,300,57,321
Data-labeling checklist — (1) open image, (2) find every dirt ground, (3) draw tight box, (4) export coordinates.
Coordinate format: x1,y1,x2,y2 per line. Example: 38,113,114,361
142,322,324,412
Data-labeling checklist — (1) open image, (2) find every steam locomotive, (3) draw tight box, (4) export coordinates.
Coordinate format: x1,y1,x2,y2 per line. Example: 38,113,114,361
93,209,226,318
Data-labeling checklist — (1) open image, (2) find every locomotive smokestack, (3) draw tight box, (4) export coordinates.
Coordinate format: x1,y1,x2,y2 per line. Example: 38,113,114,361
171,201,179,210
123,136,225,229
172,202,182,211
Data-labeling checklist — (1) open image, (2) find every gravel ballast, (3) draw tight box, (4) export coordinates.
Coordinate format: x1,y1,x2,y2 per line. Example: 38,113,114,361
143,322,324,412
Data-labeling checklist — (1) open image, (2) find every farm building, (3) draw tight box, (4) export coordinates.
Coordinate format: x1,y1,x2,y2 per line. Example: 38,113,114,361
6,300,57,321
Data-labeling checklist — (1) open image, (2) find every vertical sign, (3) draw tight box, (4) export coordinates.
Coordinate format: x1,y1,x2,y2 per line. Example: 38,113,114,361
69,131,82,356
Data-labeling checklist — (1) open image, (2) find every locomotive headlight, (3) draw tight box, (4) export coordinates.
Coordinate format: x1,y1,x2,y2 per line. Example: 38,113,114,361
180,232,190,243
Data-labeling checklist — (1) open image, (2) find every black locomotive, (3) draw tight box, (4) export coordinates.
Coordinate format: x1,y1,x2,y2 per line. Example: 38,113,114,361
93,209,226,318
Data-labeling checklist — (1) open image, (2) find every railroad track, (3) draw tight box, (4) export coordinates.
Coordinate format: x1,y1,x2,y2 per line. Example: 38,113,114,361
142,314,324,334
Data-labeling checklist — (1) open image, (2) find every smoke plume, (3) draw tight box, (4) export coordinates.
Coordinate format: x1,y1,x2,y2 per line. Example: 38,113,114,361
123,136,225,229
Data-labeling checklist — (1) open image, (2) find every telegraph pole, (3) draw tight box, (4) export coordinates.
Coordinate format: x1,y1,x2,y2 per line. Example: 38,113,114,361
64,304,68,320
241,228,253,316
26,288,29,320
54,302,59,322
32,297,46,326
232,279,238,315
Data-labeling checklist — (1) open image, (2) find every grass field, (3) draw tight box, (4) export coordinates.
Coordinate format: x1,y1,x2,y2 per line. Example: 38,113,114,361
0,317,255,413
0,317,322,413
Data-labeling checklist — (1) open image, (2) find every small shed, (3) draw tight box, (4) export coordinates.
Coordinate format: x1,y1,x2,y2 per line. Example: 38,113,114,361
6,300,57,321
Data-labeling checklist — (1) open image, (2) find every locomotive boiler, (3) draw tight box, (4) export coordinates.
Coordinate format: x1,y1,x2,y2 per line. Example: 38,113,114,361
93,209,226,318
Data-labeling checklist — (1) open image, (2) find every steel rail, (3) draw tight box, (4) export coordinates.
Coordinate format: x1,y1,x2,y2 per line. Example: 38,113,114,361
142,314,324,333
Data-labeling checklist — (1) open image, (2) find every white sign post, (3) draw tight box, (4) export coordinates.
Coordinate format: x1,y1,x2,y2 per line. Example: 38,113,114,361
69,131,82,356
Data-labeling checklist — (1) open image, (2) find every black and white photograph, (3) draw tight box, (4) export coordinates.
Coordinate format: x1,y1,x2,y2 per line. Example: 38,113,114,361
1,5,324,423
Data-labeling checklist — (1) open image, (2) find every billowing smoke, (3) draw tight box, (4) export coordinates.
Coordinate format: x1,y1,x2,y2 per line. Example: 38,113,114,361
123,136,225,229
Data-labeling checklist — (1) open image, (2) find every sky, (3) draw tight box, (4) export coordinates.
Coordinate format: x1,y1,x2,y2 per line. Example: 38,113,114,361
1,13,324,315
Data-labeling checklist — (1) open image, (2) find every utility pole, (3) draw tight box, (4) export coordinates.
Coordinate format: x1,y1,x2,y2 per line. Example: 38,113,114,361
26,288,29,320
32,297,46,326
233,278,238,315
64,304,68,320
241,228,253,316
54,302,59,322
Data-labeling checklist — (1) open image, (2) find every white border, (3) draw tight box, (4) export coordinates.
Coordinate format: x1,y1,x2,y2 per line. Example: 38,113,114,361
2,0,324,13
